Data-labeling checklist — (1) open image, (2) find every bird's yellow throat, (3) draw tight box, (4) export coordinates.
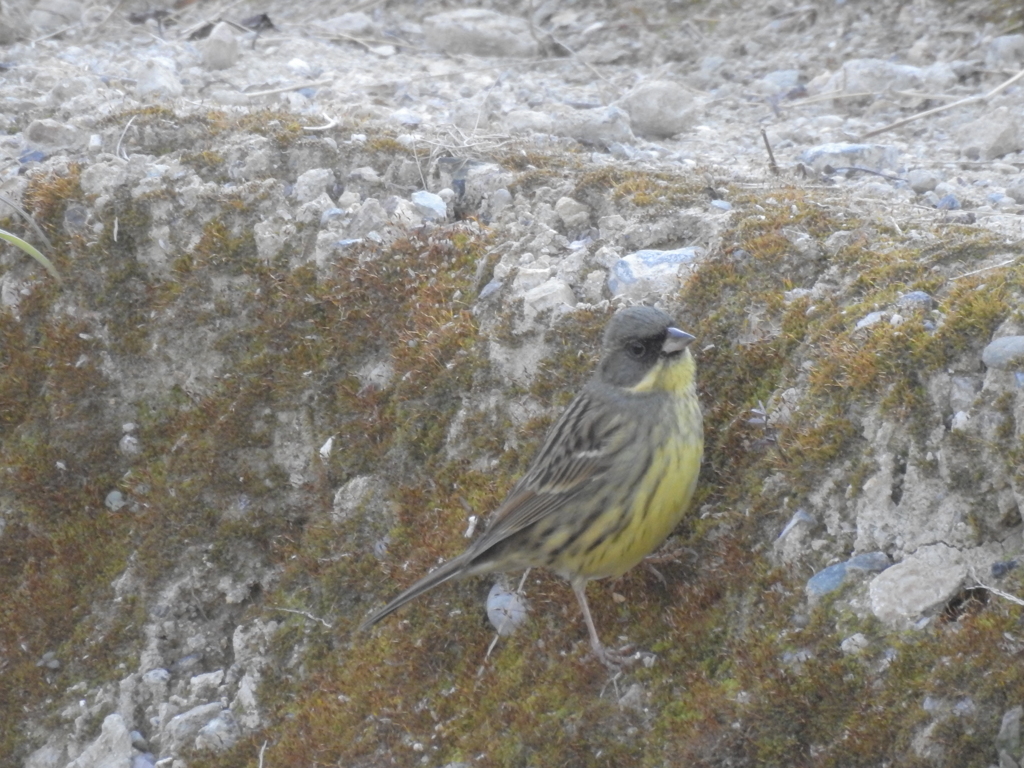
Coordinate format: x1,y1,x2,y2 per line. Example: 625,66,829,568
627,348,697,395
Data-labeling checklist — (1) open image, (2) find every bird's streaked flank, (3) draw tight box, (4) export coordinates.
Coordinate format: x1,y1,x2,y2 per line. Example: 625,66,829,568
358,305,703,666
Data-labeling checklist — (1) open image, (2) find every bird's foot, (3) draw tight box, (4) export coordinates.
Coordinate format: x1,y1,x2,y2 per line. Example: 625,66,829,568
591,641,637,670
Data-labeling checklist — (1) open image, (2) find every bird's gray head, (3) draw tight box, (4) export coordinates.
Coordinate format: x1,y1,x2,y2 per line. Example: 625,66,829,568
597,306,695,389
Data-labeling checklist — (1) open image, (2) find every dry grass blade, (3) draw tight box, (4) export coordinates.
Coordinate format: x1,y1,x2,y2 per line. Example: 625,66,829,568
862,66,1024,139
0,228,62,284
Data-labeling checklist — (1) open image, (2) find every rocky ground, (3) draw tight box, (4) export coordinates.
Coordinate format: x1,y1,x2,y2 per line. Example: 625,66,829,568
2,0,1024,766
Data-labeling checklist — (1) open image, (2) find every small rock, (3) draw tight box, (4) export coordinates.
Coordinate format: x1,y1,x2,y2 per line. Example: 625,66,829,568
806,562,848,597
188,669,225,704
1007,178,1024,204
959,107,1024,161
390,108,423,127
617,80,699,138
347,198,387,237
840,633,870,654
383,196,421,227
195,709,241,752
80,161,127,197
411,190,446,221
486,581,529,636
998,706,1023,762
293,168,335,204
25,119,80,148
134,58,183,100
201,21,239,70
951,410,971,432
608,247,702,298
36,651,60,669
337,190,361,209
855,311,888,330
66,714,133,768
983,336,1024,370
755,69,804,95
936,193,960,210
486,188,513,219
142,668,170,686
845,552,890,573
868,544,966,629
423,9,539,58
163,702,225,753
558,106,634,148
992,560,1018,579
286,58,314,77
522,279,576,320
513,267,552,294
553,196,590,231
907,169,940,193
896,291,934,310
598,215,626,238
105,490,126,511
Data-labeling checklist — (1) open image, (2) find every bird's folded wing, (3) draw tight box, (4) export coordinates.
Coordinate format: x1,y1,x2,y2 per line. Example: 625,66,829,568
477,391,624,543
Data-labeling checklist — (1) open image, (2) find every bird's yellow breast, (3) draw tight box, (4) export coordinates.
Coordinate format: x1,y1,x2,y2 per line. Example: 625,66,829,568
555,351,703,581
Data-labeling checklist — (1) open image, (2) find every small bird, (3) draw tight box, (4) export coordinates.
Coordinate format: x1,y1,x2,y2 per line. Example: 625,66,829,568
358,305,703,666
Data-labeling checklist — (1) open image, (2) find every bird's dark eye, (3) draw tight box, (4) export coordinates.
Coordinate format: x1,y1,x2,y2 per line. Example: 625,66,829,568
627,341,646,358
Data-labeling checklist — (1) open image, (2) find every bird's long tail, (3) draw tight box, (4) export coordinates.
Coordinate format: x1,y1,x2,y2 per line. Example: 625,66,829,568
357,552,474,632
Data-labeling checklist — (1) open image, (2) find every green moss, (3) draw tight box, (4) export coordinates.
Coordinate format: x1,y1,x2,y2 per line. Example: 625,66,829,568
7,130,1024,768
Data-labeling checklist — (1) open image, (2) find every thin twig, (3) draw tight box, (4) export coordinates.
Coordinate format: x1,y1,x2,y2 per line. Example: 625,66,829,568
303,115,338,132
258,740,268,768
0,196,53,250
862,66,1024,139
970,569,1024,607
951,255,1021,280
272,607,334,628
245,78,333,98
761,128,778,175
116,115,137,160
30,23,81,44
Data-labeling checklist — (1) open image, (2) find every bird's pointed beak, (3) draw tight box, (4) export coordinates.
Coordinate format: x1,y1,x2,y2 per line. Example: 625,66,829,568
662,327,696,355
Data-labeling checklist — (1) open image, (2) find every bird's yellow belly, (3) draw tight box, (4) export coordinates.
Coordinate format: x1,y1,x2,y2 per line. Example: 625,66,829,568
554,399,702,581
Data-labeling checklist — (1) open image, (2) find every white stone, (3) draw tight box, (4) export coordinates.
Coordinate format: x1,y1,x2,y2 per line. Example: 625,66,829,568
162,701,224,753
608,247,702,298
618,80,699,138
134,58,183,100
195,709,240,751
201,22,239,70
522,279,576,320
554,197,590,231
869,544,966,629
66,713,133,768
293,168,335,204
188,669,225,705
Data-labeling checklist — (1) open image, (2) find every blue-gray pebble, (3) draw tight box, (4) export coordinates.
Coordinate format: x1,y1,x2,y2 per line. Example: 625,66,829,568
982,336,1024,370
